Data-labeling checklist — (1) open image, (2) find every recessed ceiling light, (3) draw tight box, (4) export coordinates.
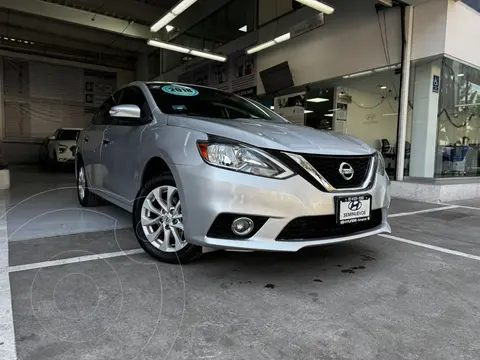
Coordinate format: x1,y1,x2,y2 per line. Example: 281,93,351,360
380,85,387,90
270,106,275,110
166,25,175,32
307,97,329,103
239,25,248,32
458,73,465,77
304,110,314,114
324,113,334,117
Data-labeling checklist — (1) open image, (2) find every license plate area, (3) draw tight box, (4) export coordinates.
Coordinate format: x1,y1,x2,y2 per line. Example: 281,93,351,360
335,195,372,225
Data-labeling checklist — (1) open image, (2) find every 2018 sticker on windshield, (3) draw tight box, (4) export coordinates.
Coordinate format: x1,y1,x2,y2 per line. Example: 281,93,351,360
162,84,199,96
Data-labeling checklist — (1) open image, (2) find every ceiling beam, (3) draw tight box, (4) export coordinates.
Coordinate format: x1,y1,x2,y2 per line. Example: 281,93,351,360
0,0,151,39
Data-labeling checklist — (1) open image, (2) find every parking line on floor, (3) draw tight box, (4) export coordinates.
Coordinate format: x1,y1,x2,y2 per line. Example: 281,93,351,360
8,248,145,273
379,234,480,262
0,197,17,360
388,205,459,218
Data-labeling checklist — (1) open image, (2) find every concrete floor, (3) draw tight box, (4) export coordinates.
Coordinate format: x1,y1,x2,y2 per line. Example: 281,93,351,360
3,167,480,360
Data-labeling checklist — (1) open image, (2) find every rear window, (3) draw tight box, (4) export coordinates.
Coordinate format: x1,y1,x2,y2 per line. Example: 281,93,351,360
57,130,80,140
148,83,286,122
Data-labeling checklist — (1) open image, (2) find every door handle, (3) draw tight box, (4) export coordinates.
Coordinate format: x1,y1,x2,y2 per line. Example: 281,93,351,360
84,136,89,143
103,139,112,145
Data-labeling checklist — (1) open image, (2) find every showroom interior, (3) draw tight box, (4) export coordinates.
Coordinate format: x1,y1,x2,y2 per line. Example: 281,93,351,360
1,0,480,359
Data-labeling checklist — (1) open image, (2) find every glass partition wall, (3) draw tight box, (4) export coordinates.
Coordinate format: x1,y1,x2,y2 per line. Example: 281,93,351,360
436,58,480,177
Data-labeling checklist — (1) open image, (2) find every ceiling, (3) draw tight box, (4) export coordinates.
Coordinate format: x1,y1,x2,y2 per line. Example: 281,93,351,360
42,0,179,25
0,0,219,69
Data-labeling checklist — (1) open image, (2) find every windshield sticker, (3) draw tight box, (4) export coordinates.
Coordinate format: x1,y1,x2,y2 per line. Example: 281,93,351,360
162,84,199,96
172,105,187,111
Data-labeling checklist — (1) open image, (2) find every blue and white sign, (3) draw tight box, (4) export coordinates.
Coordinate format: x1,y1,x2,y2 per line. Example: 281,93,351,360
162,84,199,96
433,75,440,93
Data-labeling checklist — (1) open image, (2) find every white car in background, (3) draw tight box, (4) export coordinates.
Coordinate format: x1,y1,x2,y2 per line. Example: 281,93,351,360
39,128,81,167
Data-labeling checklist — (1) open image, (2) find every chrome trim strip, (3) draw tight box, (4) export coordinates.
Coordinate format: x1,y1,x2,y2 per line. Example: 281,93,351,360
283,152,376,193
283,152,337,191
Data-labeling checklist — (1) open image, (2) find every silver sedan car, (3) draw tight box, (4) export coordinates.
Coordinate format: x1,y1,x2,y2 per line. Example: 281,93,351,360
76,82,391,263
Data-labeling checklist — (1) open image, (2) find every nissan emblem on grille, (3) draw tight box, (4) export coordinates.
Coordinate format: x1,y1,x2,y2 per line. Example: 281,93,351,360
339,162,354,180
348,200,362,211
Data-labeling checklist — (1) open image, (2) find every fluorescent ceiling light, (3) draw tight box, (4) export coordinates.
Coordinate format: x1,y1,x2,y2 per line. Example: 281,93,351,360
148,39,189,53
150,0,197,32
190,50,227,62
294,0,335,14
274,33,291,42
383,113,398,116
307,97,329,103
270,106,275,110
246,32,290,54
148,39,226,62
304,110,314,114
328,108,340,111
374,64,400,72
239,25,248,32
343,70,374,79
324,113,333,117
380,85,387,90
166,25,175,32
458,73,465,77
377,0,393,7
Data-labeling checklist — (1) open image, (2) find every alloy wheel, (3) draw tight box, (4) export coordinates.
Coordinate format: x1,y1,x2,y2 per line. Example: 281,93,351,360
140,185,187,253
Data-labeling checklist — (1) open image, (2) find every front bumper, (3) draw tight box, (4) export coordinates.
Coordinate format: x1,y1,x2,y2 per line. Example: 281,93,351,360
174,163,391,252
56,149,76,163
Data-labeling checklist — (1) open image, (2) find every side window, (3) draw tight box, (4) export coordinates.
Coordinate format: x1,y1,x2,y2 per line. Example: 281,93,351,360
95,91,121,126
117,86,149,118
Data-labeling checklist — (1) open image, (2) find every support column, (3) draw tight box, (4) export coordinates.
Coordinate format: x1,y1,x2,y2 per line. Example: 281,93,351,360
396,6,413,181
409,59,442,178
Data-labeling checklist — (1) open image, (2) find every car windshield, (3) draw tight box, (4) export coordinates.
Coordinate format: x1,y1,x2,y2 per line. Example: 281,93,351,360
148,83,287,122
56,130,80,141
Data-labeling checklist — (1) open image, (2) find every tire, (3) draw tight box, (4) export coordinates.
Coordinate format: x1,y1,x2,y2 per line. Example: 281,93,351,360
77,161,100,207
133,173,201,264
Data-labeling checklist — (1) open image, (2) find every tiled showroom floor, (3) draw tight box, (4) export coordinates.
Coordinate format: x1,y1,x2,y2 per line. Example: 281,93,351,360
2,166,480,360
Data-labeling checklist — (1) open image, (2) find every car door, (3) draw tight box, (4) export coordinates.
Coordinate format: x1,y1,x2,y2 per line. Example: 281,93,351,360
101,86,150,205
80,92,120,193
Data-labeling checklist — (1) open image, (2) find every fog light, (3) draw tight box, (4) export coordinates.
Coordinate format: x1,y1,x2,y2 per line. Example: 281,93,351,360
231,217,254,236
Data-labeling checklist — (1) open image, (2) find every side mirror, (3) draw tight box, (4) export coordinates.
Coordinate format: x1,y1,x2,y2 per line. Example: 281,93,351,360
109,105,141,119
47,136,56,140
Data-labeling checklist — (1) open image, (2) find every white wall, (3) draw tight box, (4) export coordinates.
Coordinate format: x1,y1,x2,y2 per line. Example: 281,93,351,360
445,0,480,69
341,88,412,150
256,0,402,94
411,0,448,61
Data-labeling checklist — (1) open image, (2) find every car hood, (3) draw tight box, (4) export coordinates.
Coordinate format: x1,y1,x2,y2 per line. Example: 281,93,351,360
167,116,374,155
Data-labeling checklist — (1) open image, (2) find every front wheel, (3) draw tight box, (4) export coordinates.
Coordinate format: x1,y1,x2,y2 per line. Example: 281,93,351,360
77,162,99,207
133,173,201,264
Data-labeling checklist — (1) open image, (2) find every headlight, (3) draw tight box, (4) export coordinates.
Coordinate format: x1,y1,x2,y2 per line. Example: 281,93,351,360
58,145,68,154
376,152,386,176
197,141,293,179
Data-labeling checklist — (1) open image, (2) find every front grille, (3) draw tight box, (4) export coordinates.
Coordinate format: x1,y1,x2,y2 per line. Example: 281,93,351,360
207,214,268,240
302,154,373,189
276,209,383,241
